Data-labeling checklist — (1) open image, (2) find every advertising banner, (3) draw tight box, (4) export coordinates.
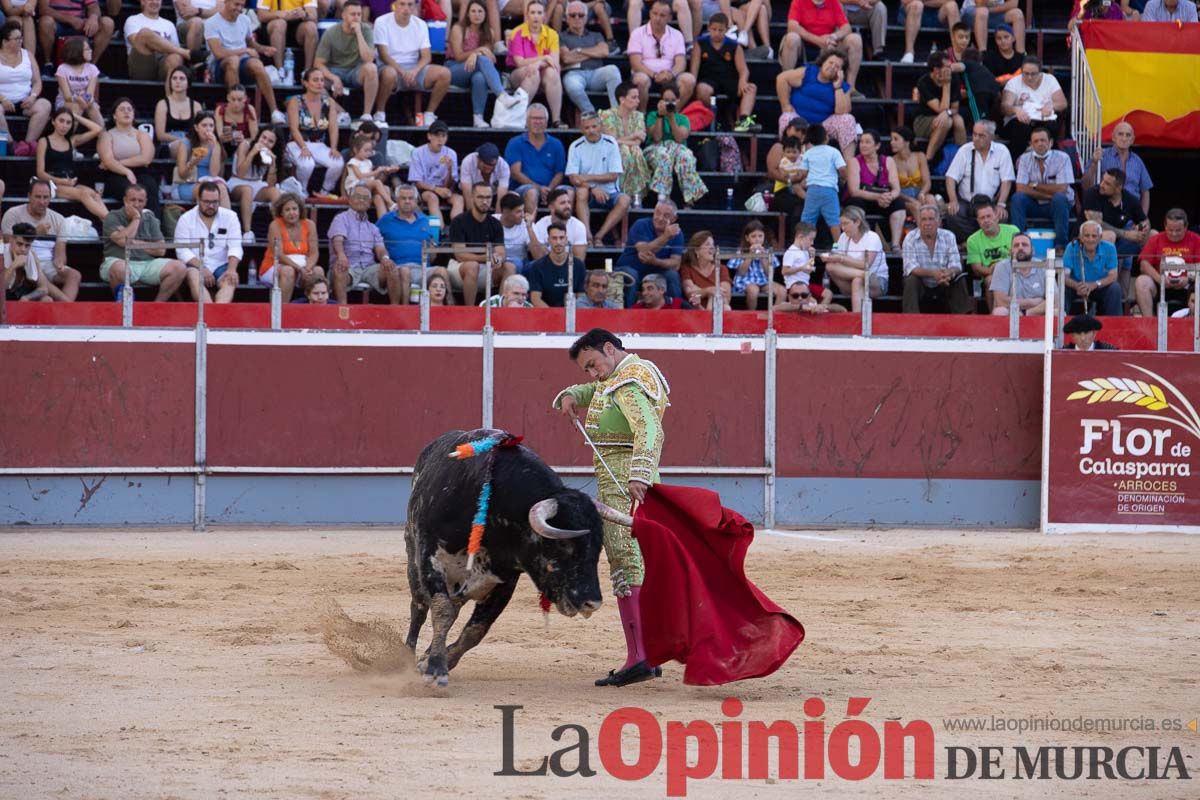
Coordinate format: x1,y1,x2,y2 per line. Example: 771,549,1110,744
1046,351,1200,532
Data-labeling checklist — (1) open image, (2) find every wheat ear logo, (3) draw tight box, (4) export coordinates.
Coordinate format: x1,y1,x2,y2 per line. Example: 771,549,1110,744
1067,364,1200,443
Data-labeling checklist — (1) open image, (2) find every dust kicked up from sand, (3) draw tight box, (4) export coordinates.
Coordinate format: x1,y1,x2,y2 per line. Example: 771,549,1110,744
319,597,415,675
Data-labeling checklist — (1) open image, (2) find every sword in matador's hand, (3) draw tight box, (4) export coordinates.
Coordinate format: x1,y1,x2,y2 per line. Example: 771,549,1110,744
573,417,630,500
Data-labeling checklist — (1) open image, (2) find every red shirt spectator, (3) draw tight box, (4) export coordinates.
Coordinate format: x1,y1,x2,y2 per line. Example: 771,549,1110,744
1139,229,1200,272
787,0,849,37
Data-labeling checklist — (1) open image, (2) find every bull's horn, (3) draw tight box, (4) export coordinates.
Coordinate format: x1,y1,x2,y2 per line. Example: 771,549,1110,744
529,498,589,539
593,499,633,528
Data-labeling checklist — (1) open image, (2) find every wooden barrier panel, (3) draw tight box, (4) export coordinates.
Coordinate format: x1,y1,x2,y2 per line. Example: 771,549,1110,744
206,344,484,467
493,346,766,468
0,342,194,468
775,351,1043,480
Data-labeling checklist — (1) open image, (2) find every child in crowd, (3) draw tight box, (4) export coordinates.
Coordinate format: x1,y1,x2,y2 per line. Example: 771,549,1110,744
797,124,847,242
947,21,972,72
408,120,462,226
728,220,782,310
689,13,759,133
773,136,804,194
782,221,818,297
54,37,103,127
343,133,400,218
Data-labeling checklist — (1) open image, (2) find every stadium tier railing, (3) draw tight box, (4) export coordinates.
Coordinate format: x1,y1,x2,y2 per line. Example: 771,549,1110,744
1070,26,1104,185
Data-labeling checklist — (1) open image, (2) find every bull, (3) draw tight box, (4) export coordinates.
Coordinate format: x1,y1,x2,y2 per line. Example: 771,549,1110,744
405,429,631,687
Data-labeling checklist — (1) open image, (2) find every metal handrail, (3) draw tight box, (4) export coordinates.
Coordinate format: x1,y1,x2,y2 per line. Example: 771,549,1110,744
1070,27,1104,186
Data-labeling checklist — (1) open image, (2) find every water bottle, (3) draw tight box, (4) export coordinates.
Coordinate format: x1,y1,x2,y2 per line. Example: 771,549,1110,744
428,215,442,242
0,131,9,157
283,49,295,85
725,188,734,210
709,96,717,131
632,193,641,209
247,259,258,286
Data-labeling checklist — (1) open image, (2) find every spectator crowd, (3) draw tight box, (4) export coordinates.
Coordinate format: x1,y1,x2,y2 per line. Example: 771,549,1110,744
4,0,1198,320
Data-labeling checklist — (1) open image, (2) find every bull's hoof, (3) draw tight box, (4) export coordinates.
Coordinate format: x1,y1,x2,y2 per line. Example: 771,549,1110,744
421,671,450,688
594,661,661,687
417,653,450,687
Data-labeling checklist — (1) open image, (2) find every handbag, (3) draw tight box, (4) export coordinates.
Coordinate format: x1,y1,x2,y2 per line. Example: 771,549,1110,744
490,87,529,129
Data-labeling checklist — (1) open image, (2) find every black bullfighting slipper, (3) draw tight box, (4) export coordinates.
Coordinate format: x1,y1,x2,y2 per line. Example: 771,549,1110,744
594,661,662,687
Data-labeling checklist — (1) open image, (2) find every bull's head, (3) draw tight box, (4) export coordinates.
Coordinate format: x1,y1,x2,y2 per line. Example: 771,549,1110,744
521,489,615,619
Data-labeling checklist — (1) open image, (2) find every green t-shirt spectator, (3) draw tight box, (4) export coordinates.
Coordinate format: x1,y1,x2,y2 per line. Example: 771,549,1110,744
102,208,165,261
316,25,375,70
966,223,1020,271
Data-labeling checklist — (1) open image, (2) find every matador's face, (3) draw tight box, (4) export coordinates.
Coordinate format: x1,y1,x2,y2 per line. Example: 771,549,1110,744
575,345,620,381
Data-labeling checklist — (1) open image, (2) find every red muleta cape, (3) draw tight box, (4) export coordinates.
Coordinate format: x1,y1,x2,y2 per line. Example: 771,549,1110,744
632,484,805,685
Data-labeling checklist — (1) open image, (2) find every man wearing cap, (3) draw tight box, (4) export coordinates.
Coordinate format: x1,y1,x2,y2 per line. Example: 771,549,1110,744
409,119,461,227
1062,314,1117,351
459,143,511,212
567,112,631,248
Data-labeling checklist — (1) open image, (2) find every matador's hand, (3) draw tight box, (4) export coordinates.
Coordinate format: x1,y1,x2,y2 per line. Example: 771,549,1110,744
628,481,648,504
559,395,579,421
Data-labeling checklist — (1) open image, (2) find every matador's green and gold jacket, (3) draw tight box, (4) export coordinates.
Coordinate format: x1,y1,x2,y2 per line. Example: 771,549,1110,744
552,354,671,485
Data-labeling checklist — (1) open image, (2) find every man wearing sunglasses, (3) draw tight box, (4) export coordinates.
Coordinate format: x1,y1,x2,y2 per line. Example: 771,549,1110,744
628,0,696,111
778,282,836,313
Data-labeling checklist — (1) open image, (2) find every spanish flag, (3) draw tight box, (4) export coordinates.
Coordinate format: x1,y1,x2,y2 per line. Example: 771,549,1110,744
1080,21,1200,149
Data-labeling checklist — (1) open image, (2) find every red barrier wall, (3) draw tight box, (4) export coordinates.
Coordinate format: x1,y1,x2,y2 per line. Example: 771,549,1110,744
776,351,1043,480
493,348,765,467
0,342,194,468
205,345,483,467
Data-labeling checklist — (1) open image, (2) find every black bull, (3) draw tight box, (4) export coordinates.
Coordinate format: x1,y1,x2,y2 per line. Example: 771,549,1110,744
405,429,631,686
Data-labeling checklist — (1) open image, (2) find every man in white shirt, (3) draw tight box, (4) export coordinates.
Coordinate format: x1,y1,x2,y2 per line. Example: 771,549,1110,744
126,0,199,81
1142,0,1199,23
495,192,536,277
530,187,588,264
944,119,1015,242
175,182,244,304
373,0,451,127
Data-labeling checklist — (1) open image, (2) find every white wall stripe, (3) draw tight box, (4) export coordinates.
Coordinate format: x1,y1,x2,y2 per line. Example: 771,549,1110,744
207,330,485,347
1046,523,1200,535
0,327,1037,354
775,336,1042,354
0,327,195,344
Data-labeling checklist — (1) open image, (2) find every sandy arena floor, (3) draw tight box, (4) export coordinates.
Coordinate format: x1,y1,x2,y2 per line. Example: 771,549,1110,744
1,527,1197,799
